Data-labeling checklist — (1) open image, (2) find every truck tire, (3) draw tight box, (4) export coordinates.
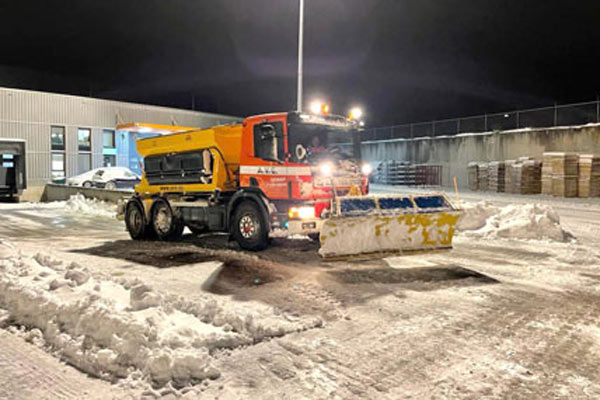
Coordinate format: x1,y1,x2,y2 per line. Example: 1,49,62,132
151,199,184,241
125,200,150,240
232,201,269,251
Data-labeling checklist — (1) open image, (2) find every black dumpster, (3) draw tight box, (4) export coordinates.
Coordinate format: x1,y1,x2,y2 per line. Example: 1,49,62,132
0,139,26,200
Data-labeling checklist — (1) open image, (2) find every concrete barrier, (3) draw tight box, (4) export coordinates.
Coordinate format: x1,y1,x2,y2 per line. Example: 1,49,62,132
361,124,600,189
42,184,132,203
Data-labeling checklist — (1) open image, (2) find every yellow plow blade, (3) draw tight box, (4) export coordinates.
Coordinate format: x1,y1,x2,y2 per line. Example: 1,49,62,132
318,194,461,259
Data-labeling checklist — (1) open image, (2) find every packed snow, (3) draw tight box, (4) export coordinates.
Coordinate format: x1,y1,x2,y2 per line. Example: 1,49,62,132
0,193,116,219
0,239,321,389
63,193,117,218
457,202,573,242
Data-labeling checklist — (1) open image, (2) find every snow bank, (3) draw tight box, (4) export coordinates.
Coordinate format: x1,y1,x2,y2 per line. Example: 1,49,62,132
0,241,321,388
64,193,116,218
458,202,572,242
0,194,116,218
456,201,499,231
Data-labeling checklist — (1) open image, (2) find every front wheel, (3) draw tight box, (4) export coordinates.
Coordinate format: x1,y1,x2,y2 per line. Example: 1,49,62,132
105,181,117,190
151,199,184,241
232,201,269,251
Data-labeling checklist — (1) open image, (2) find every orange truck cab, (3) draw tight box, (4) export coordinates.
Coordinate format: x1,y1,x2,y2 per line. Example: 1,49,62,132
121,111,370,251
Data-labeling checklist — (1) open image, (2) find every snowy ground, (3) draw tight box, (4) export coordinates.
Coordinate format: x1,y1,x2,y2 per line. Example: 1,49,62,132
1,187,600,399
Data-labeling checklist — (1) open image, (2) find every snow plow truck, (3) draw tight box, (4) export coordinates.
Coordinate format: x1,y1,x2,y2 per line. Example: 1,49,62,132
119,111,460,258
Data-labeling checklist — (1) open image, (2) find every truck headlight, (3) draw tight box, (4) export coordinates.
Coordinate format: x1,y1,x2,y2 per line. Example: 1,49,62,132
288,206,315,220
319,162,333,176
361,163,373,175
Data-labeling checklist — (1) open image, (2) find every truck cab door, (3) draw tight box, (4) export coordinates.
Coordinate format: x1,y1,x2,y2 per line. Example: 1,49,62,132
239,117,290,199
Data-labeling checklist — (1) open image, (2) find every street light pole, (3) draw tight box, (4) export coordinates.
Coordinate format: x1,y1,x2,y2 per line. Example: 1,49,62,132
297,0,304,111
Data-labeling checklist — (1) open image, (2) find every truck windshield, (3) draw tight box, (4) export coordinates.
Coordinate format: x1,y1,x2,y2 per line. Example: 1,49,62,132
288,123,359,164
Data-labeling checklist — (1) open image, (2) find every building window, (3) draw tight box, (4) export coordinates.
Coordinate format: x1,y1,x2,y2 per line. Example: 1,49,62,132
103,154,116,167
51,153,66,181
78,128,92,173
103,130,115,149
51,126,66,181
51,126,65,151
102,129,117,167
78,128,91,152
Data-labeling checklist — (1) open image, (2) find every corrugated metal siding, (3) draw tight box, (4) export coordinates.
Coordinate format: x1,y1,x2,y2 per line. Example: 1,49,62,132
0,87,241,185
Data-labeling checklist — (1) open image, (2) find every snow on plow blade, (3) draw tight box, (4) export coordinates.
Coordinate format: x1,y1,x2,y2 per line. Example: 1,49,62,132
318,193,461,258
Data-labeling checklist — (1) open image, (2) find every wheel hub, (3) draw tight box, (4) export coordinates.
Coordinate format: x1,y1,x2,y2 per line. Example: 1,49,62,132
154,207,172,234
239,215,257,239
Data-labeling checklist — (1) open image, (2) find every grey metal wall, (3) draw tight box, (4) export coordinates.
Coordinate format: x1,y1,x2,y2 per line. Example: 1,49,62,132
361,124,600,188
0,87,241,185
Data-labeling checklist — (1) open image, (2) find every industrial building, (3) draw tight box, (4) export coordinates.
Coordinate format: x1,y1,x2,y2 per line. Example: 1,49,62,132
0,86,240,198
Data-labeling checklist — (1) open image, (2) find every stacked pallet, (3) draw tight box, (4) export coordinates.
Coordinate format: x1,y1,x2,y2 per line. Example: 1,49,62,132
546,152,579,197
504,160,517,194
520,160,542,194
468,162,479,191
541,153,554,195
488,161,506,192
477,162,489,191
578,154,600,198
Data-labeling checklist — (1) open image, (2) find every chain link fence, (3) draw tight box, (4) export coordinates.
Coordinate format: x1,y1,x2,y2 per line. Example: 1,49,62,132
362,100,600,141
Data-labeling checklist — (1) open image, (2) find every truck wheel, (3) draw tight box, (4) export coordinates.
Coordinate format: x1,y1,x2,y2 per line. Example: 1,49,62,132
151,199,184,241
232,201,269,251
125,200,150,240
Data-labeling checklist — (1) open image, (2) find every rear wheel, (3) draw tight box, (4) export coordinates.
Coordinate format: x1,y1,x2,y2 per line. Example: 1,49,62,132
125,200,150,240
151,199,184,241
82,181,93,188
232,201,269,251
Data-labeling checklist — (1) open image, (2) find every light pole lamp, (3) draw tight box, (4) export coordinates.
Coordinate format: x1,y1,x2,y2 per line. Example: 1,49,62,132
297,0,304,111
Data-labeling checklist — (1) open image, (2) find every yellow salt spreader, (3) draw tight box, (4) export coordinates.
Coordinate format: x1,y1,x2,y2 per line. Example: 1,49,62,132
318,193,461,259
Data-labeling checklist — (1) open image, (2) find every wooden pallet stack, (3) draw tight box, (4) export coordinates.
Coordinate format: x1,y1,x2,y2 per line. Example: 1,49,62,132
477,162,489,191
520,160,542,194
488,161,506,192
504,160,517,194
578,154,600,198
468,162,479,191
541,153,554,195
547,152,579,197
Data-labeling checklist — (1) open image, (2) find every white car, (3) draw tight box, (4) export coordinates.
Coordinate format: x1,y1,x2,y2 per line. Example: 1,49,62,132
67,167,141,191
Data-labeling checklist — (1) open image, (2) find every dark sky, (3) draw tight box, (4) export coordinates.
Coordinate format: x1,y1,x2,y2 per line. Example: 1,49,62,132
1,0,599,126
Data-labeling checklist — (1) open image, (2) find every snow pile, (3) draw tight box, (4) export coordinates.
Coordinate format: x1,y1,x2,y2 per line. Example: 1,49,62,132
458,202,572,242
456,201,499,231
64,193,116,218
0,242,321,388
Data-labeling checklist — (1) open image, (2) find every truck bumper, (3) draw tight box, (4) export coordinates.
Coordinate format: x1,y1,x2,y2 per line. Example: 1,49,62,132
271,218,324,238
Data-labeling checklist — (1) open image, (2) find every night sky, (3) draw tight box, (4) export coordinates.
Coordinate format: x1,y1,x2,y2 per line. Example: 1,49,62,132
1,0,599,126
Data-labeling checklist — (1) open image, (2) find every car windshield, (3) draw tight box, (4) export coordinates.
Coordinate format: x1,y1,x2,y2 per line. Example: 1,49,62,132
288,123,357,164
